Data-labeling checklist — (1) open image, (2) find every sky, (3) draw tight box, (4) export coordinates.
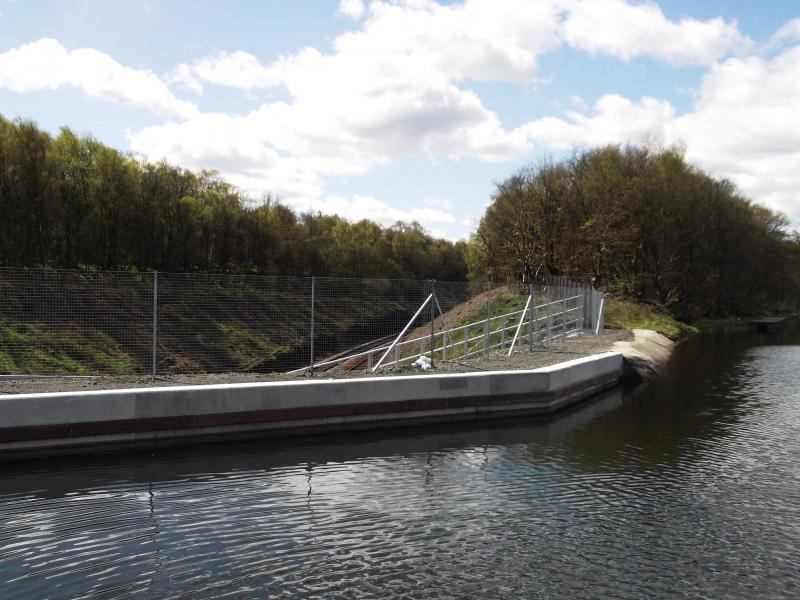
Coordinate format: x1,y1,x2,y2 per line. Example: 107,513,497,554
1,0,799,240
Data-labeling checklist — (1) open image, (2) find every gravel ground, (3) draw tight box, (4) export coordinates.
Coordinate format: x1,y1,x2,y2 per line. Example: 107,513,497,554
0,329,631,395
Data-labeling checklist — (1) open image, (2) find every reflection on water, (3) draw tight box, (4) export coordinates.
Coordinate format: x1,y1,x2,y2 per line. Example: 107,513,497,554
2,329,800,598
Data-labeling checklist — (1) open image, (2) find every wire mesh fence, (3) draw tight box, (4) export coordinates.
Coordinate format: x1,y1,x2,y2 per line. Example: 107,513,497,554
0,268,604,377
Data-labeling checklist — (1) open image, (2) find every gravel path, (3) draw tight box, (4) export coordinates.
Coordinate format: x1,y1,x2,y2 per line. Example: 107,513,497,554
0,329,631,395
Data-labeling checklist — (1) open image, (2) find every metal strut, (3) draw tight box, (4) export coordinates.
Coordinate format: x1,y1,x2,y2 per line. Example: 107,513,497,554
372,293,434,372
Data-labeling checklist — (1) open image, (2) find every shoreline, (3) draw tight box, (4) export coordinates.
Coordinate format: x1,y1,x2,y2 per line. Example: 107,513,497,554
612,328,676,381
0,326,681,459
0,352,624,459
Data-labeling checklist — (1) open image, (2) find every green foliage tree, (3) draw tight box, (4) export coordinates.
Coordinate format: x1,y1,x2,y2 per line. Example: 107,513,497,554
0,115,467,282
473,144,800,318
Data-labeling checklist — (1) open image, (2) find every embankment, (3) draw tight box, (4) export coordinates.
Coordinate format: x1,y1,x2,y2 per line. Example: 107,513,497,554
612,328,675,381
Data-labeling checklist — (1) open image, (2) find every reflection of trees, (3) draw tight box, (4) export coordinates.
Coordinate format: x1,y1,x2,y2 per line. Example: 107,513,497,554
552,332,787,474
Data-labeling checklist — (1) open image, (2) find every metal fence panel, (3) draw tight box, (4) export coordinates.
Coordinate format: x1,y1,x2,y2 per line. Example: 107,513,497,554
0,268,603,376
155,272,312,374
309,277,432,374
0,269,153,375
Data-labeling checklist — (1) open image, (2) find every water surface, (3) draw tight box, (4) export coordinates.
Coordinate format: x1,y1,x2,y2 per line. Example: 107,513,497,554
2,329,800,598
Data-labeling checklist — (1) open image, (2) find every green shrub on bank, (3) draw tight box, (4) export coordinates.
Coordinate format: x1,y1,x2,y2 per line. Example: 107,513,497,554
604,298,698,340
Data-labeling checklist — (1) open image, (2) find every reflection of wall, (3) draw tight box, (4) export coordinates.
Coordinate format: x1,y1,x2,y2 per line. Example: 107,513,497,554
3,387,624,500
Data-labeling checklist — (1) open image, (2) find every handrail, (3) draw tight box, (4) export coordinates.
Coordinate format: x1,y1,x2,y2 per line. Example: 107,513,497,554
289,293,586,374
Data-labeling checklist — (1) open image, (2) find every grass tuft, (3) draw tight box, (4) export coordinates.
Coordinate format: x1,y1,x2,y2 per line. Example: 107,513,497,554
604,297,697,340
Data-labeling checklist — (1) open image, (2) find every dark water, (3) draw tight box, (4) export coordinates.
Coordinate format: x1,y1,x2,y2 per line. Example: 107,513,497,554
2,329,800,598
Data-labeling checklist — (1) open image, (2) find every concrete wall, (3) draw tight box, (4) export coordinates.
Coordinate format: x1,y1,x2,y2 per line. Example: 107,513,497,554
0,352,623,457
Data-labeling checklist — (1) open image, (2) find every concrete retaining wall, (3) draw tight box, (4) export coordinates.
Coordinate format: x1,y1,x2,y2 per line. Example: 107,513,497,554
0,352,623,457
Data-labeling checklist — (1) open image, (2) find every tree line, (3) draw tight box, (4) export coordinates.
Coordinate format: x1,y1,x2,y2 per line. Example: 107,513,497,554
3,114,796,319
0,115,467,281
469,145,800,319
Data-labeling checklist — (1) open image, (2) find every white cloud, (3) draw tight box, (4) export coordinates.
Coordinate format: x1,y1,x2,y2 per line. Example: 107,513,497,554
0,38,197,118
290,194,456,229
133,0,571,225
142,0,748,213
337,0,366,20
422,196,455,210
167,62,203,94
170,50,277,92
770,18,800,47
520,41,800,224
522,94,675,149
129,112,329,203
672,45,800,221
562,0,750,65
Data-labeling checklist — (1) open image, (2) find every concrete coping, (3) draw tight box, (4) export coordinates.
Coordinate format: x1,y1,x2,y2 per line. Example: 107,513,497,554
1,352,623,400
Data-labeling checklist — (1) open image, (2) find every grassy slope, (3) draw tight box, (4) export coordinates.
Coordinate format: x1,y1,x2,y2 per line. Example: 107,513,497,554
405,288,573,362
0,272,457,375
604,297,698,340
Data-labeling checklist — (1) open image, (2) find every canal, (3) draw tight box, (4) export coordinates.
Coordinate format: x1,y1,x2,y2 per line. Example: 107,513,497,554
2,328,800,598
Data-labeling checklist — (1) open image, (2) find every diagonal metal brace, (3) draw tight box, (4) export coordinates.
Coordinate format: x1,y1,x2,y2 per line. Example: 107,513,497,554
372,293,434,372
507,294,533,356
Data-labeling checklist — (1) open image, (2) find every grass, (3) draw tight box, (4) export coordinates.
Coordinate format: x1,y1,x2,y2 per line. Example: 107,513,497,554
0,321,137,375
444,292,527,356
604,297,698,340
216,323,284,371
433,292,573,361
0,272,434,375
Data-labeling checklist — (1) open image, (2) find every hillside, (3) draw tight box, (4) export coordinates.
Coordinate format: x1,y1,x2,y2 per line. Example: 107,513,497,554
0,269,480,375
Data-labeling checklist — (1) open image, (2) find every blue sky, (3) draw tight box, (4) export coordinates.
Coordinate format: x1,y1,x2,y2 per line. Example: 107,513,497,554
1,0,799,239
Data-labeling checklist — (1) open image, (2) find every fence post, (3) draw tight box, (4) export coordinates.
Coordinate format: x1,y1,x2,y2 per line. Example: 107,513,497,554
484,283,491,359
595,294,605,335
309,276,315,377
546,300,553,347
151,270,158,380
527,284,533,351
429,280,436,367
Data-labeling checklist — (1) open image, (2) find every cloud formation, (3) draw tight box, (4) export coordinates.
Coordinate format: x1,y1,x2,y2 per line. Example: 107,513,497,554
4,1,796,234
0,38,197,118
337,0,366,20
133,0,752,217
520,42,800,222
295,194,457,229
562,0,750,65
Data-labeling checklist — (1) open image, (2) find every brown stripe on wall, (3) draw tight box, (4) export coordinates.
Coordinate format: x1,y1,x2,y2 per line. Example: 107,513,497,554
0,374,619,444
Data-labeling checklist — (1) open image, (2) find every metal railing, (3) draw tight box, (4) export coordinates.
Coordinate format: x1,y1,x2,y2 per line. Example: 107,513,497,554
291,288,591,374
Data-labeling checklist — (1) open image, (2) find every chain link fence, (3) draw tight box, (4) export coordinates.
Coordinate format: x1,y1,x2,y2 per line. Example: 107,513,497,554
0,268,604,377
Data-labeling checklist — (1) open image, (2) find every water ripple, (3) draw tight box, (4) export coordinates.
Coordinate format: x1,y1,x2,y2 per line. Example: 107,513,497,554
3,334,800,597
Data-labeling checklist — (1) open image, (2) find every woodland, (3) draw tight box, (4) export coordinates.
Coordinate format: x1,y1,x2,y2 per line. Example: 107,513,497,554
3,115,798,319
